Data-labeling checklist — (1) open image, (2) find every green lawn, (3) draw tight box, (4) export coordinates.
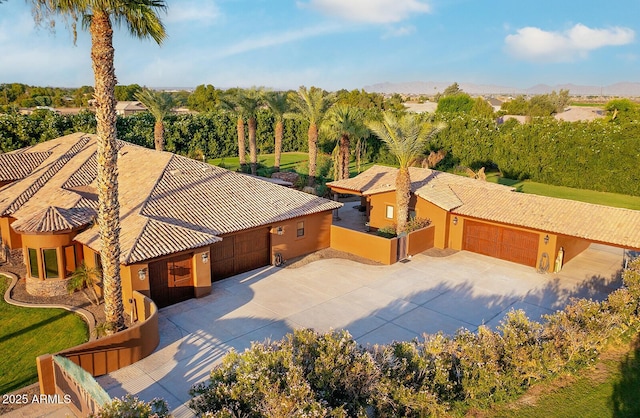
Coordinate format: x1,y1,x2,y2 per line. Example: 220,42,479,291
0,275,88,394
208,152,309,172
486,172,640,210
486,336,640,418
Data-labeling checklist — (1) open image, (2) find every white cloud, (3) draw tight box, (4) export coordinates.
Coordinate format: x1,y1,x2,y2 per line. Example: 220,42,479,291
301,0,431,24
214,24,343,58
165,1,220,24
505,24,635,62
382,25,416,38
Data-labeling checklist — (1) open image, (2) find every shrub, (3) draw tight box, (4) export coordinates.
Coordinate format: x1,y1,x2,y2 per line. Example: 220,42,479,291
92,394,170,418
377,225,397,238
406,217,431,233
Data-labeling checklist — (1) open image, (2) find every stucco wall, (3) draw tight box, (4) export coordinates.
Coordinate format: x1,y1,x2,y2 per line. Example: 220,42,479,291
271,211,333,263
0,216,21,249
330,225,397,264
555,234,591,266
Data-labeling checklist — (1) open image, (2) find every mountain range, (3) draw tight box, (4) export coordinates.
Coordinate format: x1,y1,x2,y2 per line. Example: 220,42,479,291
362,81,640,97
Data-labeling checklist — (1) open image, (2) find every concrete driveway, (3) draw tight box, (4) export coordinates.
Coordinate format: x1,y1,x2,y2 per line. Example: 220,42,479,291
97,244,623,417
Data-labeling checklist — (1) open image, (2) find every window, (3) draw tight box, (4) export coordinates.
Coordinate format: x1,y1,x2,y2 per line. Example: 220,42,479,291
43,248,59,279
409,209,417,220
296,221,305,237
64,245,76,277
94,252,102,272
28,248,39,278
385,205,394,219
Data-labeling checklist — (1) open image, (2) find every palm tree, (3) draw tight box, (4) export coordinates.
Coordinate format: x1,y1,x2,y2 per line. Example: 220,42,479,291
219,90,247,170
233,88,263,175
287,86,335,187
31,0,167,333
320,105,367,181
134,88,174,151
367,112,444,235
263,91,288,172
67,262,102,306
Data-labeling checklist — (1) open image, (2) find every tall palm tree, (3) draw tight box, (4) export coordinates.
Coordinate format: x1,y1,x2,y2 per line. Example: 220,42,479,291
367,112,444,235
233,88,263,175
287,86,335,187
263,91,288,172
320,105,367,181
135,88,174,151
31,0,167,333
219,90,247,170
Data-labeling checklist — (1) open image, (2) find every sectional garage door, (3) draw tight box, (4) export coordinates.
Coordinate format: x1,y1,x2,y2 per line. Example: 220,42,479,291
463,220,539,267
210,228,271,281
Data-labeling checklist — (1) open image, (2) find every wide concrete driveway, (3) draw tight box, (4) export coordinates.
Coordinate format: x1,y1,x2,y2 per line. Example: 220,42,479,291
97,244,623,417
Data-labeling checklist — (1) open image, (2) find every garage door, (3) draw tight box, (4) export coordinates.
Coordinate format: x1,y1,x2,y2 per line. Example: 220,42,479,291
210,228,270,281
463,220,539,267
149,253,195,308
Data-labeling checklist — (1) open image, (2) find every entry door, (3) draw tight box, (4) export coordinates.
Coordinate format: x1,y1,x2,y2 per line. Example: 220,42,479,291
149,253,195,308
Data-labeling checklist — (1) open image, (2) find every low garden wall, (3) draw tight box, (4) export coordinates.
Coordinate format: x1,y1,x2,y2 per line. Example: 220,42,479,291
407,225,435,256
330,225,398,264
37,291,159,400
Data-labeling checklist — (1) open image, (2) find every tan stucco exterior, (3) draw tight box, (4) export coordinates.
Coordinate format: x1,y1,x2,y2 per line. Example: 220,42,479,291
0,216,22,249
271,212,333,263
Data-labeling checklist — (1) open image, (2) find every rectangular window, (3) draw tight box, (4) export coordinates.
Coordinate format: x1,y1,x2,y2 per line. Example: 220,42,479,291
386,205,394,219
296,221,305,237
28,248,39,278
94,252,102,272
64,245,76,277
43,248,59,279
409,209,417,220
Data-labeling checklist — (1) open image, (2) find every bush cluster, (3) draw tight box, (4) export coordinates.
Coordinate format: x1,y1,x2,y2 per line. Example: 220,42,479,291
189,258,640,417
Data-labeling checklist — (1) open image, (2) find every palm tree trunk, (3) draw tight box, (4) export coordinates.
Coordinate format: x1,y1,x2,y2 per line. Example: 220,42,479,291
154,119,164,151
248,116,257,175
274,120,283,172
90,12,124,333
237,116,246,168
395,167,411,235
339,134,350,180
307,123,318,187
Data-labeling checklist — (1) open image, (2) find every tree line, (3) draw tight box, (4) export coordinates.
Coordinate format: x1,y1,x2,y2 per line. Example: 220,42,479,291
2,94,639,196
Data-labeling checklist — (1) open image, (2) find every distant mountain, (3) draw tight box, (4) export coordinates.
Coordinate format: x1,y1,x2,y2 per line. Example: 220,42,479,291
363,81,640,97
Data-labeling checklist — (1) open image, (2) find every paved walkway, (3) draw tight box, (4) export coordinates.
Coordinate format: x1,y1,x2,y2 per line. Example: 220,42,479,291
97,245,623,417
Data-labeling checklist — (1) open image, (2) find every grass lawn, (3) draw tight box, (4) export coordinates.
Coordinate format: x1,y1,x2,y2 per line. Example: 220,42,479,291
0,275,88,394
208,152,309,172
485,334,640,418
485,172,640,210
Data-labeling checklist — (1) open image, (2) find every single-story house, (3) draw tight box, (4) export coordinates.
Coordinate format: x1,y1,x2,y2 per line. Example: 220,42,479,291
115,101,147,116
0,133,341,308
328,165,640,270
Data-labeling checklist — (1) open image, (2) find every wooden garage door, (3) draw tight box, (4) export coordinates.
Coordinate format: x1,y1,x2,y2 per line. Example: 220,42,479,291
149,253,195,308
463,220,539,267
210,228,270,281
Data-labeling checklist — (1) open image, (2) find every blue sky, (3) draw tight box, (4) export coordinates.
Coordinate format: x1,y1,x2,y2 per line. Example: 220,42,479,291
0,0,638,91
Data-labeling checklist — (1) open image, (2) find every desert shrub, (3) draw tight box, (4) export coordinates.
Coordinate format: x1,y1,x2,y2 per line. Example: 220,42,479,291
92,394,170,418
406,217,431,233
377,225,397,238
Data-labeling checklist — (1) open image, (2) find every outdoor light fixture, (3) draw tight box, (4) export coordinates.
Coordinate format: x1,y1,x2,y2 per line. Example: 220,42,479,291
276,226,284,236
138,268,147,281
202,252,209,263
453,216,458,226
544,235,550,245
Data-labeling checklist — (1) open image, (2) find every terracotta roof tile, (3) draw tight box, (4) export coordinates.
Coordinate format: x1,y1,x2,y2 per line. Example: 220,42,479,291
0,151,51,181
2,133,341,264
11,206,95,233
451,186,640,250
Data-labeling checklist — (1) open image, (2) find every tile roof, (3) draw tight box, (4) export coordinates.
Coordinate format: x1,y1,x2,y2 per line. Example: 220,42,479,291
328,165,513,210
11,206,96,233
1,133,342,264
450,186,640,250
329,165,640,250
